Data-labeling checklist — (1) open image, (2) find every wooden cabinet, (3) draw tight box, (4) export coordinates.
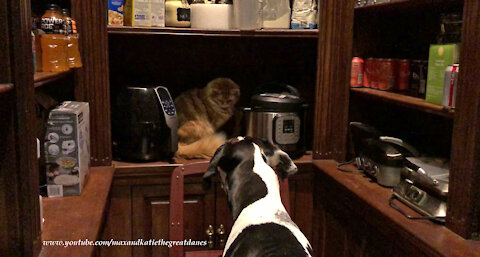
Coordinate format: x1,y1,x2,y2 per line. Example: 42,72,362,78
101,161,315,257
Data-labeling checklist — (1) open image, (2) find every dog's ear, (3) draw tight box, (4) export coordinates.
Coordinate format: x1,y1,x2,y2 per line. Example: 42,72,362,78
203,144,226,190
273,150,298,181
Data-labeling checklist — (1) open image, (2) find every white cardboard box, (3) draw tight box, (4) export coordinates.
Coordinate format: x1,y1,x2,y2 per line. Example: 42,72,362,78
45,101,90,197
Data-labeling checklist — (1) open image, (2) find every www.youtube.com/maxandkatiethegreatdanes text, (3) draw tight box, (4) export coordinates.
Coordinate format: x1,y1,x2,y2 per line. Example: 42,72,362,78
43,239,208,248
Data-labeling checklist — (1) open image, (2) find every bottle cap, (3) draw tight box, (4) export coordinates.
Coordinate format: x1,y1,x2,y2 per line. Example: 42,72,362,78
47,4,60,11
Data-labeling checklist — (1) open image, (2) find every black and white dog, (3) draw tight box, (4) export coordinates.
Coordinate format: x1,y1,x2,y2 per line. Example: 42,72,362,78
203,136,313,257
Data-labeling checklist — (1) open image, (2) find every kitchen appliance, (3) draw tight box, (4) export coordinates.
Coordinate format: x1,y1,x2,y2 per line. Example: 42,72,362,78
391,157,449,223
112,86,178,162
349,122,419,187
245,83,307,158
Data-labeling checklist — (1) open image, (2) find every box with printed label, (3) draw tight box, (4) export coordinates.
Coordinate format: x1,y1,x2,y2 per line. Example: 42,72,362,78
45,102,90,197
108,0,124,25
425,44,460,105
125,0,152,27
151,0,165,27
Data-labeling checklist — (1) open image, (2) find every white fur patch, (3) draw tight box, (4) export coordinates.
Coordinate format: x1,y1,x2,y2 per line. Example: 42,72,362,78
223,144,311,256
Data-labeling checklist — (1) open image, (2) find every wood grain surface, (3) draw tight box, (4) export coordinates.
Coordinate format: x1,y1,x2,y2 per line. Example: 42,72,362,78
40,166,115,257
313,160,480,257
447,0,480,239
313,0,355,161
71,0,112,167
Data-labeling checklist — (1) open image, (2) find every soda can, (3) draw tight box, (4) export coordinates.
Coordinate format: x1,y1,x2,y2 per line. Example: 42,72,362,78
378,59,396,91
351,57,364,88
370,58,381,89
363,58,374,88
442,64,459,108
396,59,410,91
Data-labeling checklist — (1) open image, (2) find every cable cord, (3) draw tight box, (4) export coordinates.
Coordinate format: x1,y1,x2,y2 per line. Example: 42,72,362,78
337,159,363,174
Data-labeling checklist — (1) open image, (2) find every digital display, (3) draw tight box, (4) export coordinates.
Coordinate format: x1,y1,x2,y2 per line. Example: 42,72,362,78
283,120,295,133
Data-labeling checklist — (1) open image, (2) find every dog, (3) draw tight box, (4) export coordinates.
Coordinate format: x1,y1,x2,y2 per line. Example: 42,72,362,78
203,137,313,257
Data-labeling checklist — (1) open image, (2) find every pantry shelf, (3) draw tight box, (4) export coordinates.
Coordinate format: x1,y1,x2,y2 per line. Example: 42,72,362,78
107,26,318,38
354,0,462,11
351,87,455,118
34,70,72,88
0,83,13,94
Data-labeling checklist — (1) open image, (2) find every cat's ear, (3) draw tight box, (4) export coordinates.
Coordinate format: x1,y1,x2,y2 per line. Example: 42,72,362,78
203,144,226,190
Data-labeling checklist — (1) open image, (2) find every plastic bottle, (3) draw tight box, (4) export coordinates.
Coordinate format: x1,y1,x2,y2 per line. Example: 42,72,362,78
62,9,82,68
40,4,69,72
165,0,191,27
233,0,262,30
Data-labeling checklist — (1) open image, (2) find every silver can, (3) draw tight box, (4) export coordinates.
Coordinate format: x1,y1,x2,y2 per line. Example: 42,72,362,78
443,64,459,108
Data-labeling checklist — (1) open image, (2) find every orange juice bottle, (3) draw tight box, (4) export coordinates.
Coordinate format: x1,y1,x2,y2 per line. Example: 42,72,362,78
40,4,69,72
62,8,82,68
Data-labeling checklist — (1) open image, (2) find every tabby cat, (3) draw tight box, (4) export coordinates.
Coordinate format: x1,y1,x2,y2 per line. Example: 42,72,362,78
175,78,240,159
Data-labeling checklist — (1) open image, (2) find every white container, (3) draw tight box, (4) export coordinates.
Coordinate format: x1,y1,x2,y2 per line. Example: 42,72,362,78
191,4,233,29
165,0,191,27
262,0,291,29
233,0,262,30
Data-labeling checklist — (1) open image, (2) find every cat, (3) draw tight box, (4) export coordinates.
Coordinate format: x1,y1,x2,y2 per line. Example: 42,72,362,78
174,78,240,159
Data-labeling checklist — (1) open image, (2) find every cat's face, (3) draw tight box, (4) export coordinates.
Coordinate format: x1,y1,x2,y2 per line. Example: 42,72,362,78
206,78,240,110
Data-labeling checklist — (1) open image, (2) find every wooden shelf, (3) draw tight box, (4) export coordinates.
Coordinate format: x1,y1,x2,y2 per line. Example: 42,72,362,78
355,0,461,11
113,152,313,174
34,70,72,88
351,87,455,118
0,83,13,94
107,26,318,38
40,166,115,257
313,160,480,257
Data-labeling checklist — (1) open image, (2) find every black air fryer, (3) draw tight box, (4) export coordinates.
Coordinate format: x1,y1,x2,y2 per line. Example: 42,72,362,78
112,86,178,162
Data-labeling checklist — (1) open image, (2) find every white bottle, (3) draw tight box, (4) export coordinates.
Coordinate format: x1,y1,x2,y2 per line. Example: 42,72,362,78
233,0,262,30
262,0,291,29
165,0,191,27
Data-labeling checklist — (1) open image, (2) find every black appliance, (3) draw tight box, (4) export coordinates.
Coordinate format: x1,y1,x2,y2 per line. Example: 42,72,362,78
349,122,419,187
244,83,308,159
112,86,178,162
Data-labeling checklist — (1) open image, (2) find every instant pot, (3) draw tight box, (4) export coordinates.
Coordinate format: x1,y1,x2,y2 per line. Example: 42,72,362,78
245,83,307,158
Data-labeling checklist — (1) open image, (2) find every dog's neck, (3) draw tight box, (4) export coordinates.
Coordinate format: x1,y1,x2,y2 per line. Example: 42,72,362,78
227,145,283,221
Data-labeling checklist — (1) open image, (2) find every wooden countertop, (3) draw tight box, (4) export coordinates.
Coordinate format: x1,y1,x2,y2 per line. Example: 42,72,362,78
39,166,115,257
313,160,480,257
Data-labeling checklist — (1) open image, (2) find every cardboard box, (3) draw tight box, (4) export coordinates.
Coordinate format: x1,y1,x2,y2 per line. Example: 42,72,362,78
151,0,165,27
425,44,460,105
125,0,152,27
108,0,124,25
45,102,90,197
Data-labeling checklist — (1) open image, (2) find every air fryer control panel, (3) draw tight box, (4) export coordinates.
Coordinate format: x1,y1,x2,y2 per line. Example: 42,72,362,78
273,115,300,145
156,88,176,116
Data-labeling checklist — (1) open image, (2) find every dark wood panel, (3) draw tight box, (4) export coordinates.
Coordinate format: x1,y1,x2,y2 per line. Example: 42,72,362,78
71,0,112,166
100,186,132,257
132,181,214,257
6,0,42,256
313,0,355,160
447,0,480,239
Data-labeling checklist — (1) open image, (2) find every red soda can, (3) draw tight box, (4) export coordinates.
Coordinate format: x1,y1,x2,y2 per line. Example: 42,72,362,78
363,58,374,88
370,59,380,89
396,59,410,91
378,59,396,91
351,57,364,88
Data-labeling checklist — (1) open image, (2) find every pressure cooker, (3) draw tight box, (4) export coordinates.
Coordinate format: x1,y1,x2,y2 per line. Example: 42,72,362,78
244,83,307,158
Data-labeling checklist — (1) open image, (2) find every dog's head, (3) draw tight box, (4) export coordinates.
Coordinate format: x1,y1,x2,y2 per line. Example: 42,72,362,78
203,137,298,190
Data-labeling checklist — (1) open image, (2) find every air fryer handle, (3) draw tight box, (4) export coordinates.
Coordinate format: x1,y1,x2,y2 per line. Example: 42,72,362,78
154,87,178,154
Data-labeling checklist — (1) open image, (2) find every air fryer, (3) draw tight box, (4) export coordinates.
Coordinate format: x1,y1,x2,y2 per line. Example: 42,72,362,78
112,86,178,162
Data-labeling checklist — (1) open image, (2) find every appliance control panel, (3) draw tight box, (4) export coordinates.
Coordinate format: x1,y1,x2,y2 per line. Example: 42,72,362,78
155,87,176,116
273,115,300,145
